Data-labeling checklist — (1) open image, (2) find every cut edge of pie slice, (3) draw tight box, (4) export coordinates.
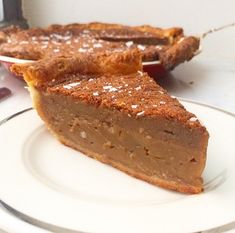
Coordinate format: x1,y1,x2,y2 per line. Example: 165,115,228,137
12,49,209,194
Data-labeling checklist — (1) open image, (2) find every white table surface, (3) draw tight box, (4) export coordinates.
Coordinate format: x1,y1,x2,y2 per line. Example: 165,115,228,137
1,29,235,232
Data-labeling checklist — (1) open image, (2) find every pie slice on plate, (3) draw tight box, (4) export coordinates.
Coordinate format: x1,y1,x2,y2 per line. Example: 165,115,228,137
12,49,209,194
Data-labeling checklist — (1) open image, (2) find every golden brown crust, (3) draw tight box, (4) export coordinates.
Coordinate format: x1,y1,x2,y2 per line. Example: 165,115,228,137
159,36,200,70
134,25,183,42
11,49,142,87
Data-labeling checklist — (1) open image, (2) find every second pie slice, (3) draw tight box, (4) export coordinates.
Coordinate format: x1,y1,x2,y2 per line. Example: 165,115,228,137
12,49,209,194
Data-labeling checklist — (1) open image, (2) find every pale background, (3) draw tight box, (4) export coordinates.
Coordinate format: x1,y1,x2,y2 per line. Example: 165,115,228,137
22,0,234,34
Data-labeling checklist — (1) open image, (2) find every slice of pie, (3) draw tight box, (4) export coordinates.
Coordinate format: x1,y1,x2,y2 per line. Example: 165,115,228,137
12,49,209,194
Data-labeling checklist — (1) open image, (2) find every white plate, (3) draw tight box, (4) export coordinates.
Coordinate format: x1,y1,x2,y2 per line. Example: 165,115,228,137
0,100,235,233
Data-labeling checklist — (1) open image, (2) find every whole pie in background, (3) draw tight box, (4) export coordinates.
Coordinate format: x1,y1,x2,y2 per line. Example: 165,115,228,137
0,22,200,71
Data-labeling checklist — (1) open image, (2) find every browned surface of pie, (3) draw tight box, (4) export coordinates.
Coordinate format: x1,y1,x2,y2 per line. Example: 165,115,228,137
1,22,199,70
12,49,209,194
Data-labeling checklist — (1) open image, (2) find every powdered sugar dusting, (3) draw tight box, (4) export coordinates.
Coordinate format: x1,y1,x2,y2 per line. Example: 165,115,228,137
155,45,163,50
63,82,81,89
53,48,60,53
103,85,113,90
109,87,118,92
19,41,28,45
63,85,72,90
188,116,205,126
80,131,87,139
126,41,134,47
69,82,81,87
78,48,87,53
137,45,146,50
138,71,144,76
177,37,185,44
136,111,145,116
189,116,198,122
93,43,102,48
83,43,89,48
131,105,138,109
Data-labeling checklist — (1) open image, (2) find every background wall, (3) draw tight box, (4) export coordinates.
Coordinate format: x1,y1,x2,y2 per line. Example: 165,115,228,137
22,0,235,35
